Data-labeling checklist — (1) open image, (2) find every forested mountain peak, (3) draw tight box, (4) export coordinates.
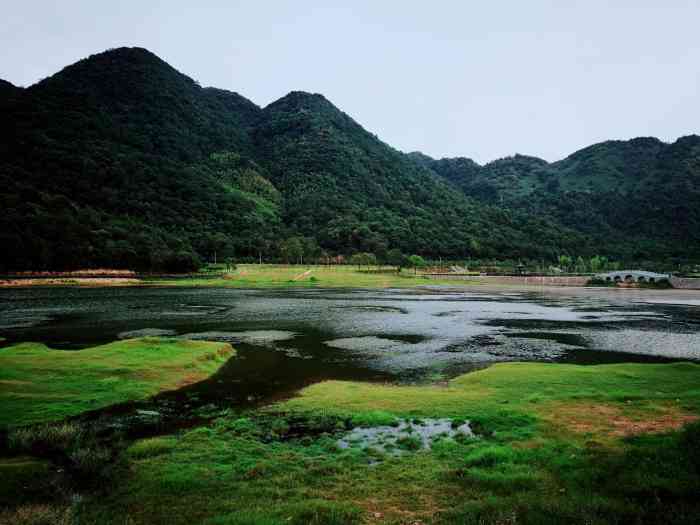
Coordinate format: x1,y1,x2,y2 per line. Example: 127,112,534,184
669,134,700,151
266,90,332,110
0,78,20,93
405,151,435,167
260,90,357,135
485,154,549,170
29,46,193,97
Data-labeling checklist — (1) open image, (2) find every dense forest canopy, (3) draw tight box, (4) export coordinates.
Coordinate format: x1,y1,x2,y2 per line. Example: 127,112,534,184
1,47,698,271
416,135,700,263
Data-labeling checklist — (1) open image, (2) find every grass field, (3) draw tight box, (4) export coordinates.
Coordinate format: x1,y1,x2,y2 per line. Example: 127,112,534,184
150,264,475,288
0,337,234,427
56,361,700,525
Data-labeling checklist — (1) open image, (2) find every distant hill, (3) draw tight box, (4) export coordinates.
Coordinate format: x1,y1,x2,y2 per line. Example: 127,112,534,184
417,136,700,260
0,47,696,270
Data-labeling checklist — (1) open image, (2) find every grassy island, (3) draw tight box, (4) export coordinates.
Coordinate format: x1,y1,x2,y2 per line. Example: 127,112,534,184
0,337,235,427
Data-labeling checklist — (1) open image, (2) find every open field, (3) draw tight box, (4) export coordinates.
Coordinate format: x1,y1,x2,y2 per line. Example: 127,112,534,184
0,265,476,289
3,360,698,524
149,265,477,288
0,338,234,427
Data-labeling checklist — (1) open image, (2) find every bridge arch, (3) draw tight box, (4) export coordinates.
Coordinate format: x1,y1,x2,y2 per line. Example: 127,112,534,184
595,270,671,285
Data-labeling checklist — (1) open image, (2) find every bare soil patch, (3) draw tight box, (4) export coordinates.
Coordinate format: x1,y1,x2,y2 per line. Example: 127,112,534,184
542,402,698,438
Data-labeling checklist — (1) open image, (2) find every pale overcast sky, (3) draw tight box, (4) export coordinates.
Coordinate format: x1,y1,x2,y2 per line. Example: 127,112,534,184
2,1,699,163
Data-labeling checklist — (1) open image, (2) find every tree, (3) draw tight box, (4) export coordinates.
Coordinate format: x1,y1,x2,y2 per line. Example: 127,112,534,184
164,251,202,273
350,252,376,270
200,232,232,265
387,248,407,273
279,237,304,264
224,257,236,272
365,252,378,268
408,254,427,274
468,239,481,257
301,237,321,263
558,255,572,273
253,238,272,264
589,255,607,273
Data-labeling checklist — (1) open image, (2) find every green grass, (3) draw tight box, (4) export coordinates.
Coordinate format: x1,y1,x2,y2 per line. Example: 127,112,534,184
150,264,477,289
64,362,700,524
0,337,234,427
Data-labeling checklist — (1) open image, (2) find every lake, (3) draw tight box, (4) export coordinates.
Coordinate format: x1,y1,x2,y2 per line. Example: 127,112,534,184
1,285,699,428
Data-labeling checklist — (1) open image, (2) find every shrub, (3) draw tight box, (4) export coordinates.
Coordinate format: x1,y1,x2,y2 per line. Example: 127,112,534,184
69,445,112,477
0,504,72,525
396,435,422,451
349,411,397,428
8,422,82,455
462,445,516,468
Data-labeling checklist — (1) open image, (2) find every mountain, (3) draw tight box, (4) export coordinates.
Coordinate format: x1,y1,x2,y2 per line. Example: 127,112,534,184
1,47,591,271
0,48,278,271
0,79,20,95
418,136,700,261
251,91,581,257
0,47,696,271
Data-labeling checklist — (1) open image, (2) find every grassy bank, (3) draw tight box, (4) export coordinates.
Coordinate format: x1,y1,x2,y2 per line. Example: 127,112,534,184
0,337,234,427
0,265,474,289
149,264,474,288
63,361,700,524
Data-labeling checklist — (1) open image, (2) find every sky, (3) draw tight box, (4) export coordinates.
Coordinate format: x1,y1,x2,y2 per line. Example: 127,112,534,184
2,1,700,164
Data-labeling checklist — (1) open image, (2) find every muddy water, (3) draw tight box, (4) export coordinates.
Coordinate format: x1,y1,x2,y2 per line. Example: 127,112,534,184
1,285,699,429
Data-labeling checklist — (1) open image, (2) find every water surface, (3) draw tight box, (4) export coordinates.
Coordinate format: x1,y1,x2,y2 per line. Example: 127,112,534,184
1,285,698,423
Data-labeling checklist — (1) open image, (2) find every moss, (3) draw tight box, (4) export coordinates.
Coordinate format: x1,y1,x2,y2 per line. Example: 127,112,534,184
0,337,235,426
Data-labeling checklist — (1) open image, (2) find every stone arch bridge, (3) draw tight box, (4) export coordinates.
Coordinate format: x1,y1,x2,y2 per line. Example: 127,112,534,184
596,270,670,284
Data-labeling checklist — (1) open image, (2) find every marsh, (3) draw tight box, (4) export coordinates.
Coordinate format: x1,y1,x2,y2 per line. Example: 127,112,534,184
1,285,698,414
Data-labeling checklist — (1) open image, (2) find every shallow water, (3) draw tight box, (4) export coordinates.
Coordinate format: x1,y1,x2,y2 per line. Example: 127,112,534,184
337,418,474,456
1,285,699,423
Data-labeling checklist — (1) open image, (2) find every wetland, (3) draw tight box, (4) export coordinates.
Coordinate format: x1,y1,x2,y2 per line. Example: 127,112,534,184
1,284,700,524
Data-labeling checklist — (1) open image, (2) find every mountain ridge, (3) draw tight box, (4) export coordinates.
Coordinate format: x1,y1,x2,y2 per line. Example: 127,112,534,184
1,47,697,270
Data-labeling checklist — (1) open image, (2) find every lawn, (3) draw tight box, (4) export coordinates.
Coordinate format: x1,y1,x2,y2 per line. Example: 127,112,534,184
149,264,476,289
0,337,234,427
64,361,700,525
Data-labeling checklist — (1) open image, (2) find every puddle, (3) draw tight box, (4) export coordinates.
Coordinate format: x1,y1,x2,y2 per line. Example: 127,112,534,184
177,330,297,346
440,334,570,362
503,331,587,347
337,418,474,456
324,336,418,352
332,305,408,314
118,328,178,339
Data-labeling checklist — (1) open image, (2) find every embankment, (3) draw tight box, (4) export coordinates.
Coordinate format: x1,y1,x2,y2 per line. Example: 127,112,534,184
425,274,589,286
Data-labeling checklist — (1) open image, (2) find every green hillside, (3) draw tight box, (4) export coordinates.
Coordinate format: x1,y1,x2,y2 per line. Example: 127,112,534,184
1,47,697,270
0,47,589,271
0,48,278,271
419,136,700,261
